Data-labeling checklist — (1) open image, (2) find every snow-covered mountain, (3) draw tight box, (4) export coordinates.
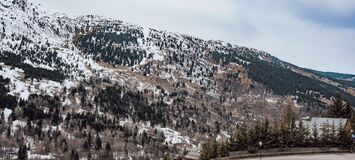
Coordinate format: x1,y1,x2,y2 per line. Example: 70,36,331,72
0,0,354,159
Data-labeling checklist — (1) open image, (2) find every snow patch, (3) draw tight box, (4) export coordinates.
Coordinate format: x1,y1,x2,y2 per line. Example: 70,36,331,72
28,151,54,160
0,66,36,100
12,120,27,134
23,59,55,71
266,98,277,104
216,131,231,142
4,108,12,123
160,128,191,145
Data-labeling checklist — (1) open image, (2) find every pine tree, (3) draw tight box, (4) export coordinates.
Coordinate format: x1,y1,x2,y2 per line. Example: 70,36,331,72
337,125,349,148
61,138,69,153
0,111,4,123
279,122,290,147
326,94,346,118
27,142,31,151
329,123,338,145
320,126,331,147
270,125,281,148
95,133,102,150
338,121,352,148
261,119,274,146
102,141,113,160
87,151,92,160
65,112,71,122
217,141,229,157
17,144,27,160
105,141,111,151
51,108,61,126
199,135,217,160
163,153,172,160
6,125,11,138
200,142,213,160
70,149,75,160
287,118,297,147
311,123,319,147
141,130,149,146
342,101,353,119
230,128,250,151
75,152,79,160
295,120,309,147
282,100,297,125
83,132,92,150
183,147,188,156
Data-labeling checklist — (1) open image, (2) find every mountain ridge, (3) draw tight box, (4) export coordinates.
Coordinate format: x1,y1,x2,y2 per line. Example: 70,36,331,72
1,0,354,114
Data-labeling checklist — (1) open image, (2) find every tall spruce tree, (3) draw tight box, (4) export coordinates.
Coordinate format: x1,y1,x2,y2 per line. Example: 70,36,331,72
282,100,297,125
342,101,353,119
329,123,338,145
320,126,331,147
199,135,218,160
326,94,346,118
84,132,92,150
309,123,318,147
295,120,309,147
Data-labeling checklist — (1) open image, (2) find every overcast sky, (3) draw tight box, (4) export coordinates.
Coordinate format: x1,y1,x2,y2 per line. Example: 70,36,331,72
30,0,355,74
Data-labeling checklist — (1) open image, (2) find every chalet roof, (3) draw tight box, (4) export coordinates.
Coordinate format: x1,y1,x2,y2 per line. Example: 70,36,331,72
305,117,347,129
297,117,348,135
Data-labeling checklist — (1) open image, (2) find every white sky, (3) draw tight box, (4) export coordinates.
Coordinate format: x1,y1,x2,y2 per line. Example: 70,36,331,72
30,0,355,74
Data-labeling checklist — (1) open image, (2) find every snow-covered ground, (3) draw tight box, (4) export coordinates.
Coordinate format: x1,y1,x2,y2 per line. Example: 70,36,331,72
11,120,27,135
160,128,191,145
0,64,77,100
0,66,35,100
28,153,54,160
216,131,231,142
117,118,192,146
266,97,278,104
4,108,12,123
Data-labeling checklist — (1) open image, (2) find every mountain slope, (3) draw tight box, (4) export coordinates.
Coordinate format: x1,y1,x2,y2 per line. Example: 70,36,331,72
2,0,353,106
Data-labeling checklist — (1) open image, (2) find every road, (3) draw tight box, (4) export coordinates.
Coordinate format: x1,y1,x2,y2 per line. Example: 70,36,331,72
244,153,355,160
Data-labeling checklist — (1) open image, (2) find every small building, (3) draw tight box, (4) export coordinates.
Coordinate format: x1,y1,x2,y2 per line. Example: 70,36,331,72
297,117,348,136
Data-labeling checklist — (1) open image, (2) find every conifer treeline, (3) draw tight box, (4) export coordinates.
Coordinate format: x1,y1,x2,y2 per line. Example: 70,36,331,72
200,96,355,160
